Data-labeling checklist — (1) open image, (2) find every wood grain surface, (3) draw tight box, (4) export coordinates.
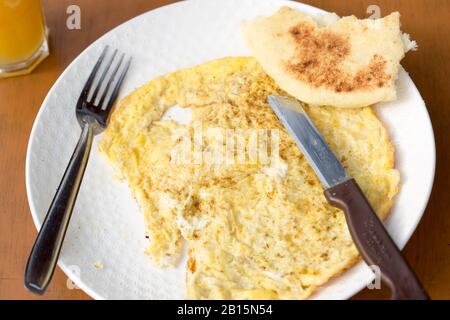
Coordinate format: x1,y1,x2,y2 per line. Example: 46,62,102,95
0,0,448,300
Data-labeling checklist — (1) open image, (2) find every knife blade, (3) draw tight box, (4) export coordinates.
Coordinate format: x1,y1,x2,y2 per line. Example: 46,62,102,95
268,95,350,188
268,94,429,300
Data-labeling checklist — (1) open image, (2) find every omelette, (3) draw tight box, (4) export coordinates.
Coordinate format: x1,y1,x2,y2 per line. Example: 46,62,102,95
99,57,399,299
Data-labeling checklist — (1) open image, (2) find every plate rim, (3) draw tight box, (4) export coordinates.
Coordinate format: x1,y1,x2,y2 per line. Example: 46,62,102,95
25,0,436,300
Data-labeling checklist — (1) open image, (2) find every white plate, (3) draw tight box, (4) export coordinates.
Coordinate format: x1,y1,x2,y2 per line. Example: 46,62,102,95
26,0,435,300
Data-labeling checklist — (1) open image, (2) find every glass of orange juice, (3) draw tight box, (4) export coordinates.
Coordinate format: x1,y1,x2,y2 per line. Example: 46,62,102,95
0,0,49,78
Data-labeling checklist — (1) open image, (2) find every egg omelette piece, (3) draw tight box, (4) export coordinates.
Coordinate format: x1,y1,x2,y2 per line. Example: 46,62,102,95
99,57,400,298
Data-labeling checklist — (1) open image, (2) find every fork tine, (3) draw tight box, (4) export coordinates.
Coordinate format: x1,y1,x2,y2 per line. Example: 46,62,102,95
103,57,131,115
78,46,109,102
97,53,124,108
90,49,118,105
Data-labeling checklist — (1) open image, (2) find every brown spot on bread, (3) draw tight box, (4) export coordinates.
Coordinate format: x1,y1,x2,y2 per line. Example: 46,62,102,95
285,22,390,92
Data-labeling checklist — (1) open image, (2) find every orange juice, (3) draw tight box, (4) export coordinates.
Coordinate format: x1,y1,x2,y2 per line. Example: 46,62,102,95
0,0,46,65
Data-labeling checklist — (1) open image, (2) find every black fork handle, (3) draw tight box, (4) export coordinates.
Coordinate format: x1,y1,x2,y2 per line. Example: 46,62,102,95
25,122,94,295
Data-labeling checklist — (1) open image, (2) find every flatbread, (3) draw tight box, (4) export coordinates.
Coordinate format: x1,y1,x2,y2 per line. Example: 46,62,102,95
242,7,415,108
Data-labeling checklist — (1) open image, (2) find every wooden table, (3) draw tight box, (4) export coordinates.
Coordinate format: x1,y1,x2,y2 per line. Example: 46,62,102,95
0,0,448,300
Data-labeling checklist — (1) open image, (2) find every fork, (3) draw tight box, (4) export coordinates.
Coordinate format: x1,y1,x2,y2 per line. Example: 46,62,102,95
25,47,131,295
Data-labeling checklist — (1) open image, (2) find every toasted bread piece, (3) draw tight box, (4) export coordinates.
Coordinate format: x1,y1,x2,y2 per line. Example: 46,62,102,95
242,7,415,108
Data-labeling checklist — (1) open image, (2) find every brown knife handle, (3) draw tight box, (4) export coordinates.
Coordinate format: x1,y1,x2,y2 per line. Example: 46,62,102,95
324,179,429,300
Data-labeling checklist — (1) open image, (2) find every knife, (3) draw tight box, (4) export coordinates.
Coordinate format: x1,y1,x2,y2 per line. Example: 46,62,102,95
268,95,429,300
